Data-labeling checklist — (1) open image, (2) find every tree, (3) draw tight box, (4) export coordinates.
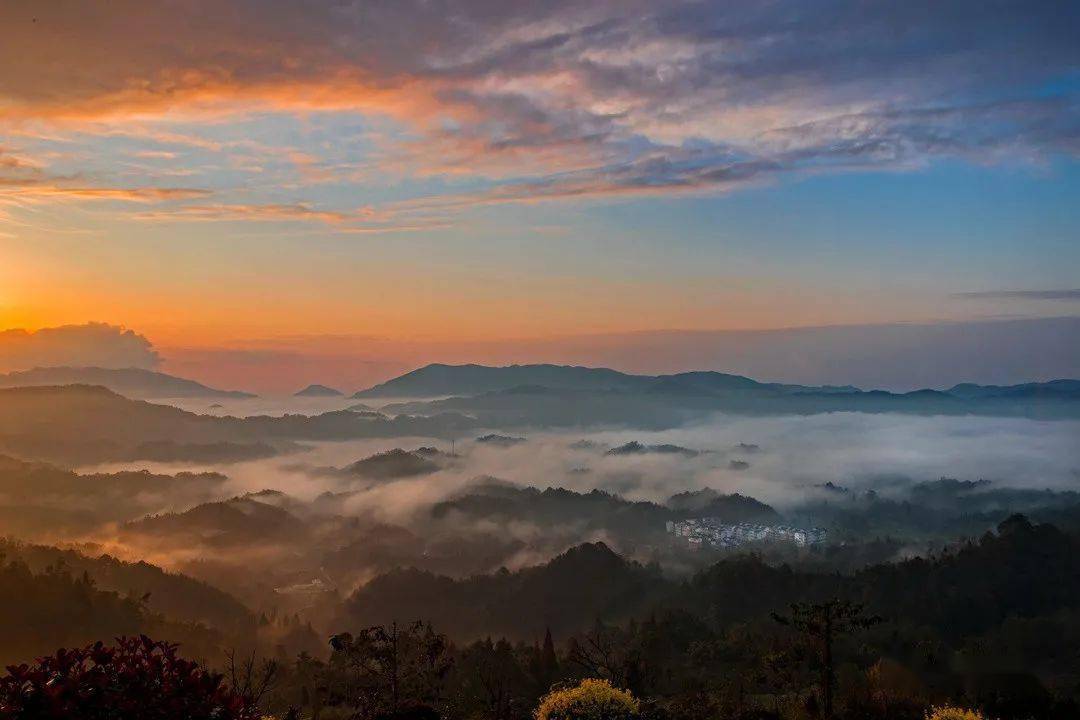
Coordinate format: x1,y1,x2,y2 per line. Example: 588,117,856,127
452,638,531,720
535,679,639,720
0,635,258,719
540,628,559,687
566,622,641,690
327,621,452,719
225,647,278,709
771,599,880,719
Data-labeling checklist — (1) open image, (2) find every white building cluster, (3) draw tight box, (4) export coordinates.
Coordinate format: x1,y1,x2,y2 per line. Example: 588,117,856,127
666,518,826,549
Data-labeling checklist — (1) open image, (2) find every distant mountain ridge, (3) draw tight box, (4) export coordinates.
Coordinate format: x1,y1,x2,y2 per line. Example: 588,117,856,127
946,379,1080,400
365,363,1080,424
353,363,860,399
353,363,645,398
0,366,255,399
295,384,343,397
356,362,1075,403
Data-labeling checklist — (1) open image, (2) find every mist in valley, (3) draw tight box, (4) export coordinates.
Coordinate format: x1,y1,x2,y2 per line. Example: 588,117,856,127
46,397,1074,605
89,403,1080,517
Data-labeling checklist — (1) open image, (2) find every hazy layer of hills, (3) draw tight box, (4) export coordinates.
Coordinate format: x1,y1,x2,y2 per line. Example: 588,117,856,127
0,366,255,399
0,454,228,536
0,385,475,464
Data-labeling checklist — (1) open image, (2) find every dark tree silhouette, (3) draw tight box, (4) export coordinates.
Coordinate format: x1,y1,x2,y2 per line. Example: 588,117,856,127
452,638,530,720
772,600,881,719
224,647,278,709
327,621,452,719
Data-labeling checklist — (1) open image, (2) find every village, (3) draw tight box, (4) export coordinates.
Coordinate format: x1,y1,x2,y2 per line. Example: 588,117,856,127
666,517,827,549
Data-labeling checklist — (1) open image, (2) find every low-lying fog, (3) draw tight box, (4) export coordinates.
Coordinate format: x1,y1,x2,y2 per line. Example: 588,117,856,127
91,406,1080,523
55,400,1078,608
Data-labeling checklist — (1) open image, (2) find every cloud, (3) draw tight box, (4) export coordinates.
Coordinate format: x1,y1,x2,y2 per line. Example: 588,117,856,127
0,151,211,209
0,323,161,373
132,202,450,234
131,150,180,160
0,147,42,171
134,202,375,225
2,182,210,203
0,0,1077,220
954,289,1080,301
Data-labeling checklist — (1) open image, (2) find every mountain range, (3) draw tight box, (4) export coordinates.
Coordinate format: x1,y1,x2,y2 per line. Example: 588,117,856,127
352,363,861,398
364,363,1080,425
355,362,1080,402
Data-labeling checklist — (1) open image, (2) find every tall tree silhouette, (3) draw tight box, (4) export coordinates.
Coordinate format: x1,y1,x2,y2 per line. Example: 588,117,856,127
328,621,451,719
772,599,880,719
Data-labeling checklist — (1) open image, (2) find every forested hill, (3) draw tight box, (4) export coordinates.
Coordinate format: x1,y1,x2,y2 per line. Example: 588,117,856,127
2,515,1080,716
0,539,253,633
340,542,667,641
341,514,1080,645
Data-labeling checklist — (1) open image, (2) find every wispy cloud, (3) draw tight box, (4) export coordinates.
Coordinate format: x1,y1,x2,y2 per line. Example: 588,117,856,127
0,147,43,171
1,180,210,204
955,289,1080,301
133,202,451,235
134,202,374,224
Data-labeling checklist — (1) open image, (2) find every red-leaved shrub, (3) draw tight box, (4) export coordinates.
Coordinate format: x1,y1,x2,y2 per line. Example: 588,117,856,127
0,635,258,719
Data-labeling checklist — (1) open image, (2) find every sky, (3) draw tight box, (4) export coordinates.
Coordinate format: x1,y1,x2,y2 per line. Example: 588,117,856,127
1,0,1078,389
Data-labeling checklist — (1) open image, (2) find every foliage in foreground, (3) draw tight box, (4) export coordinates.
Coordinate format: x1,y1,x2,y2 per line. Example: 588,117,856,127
926,707,987,720
0,635,259,720
535,679,640,720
